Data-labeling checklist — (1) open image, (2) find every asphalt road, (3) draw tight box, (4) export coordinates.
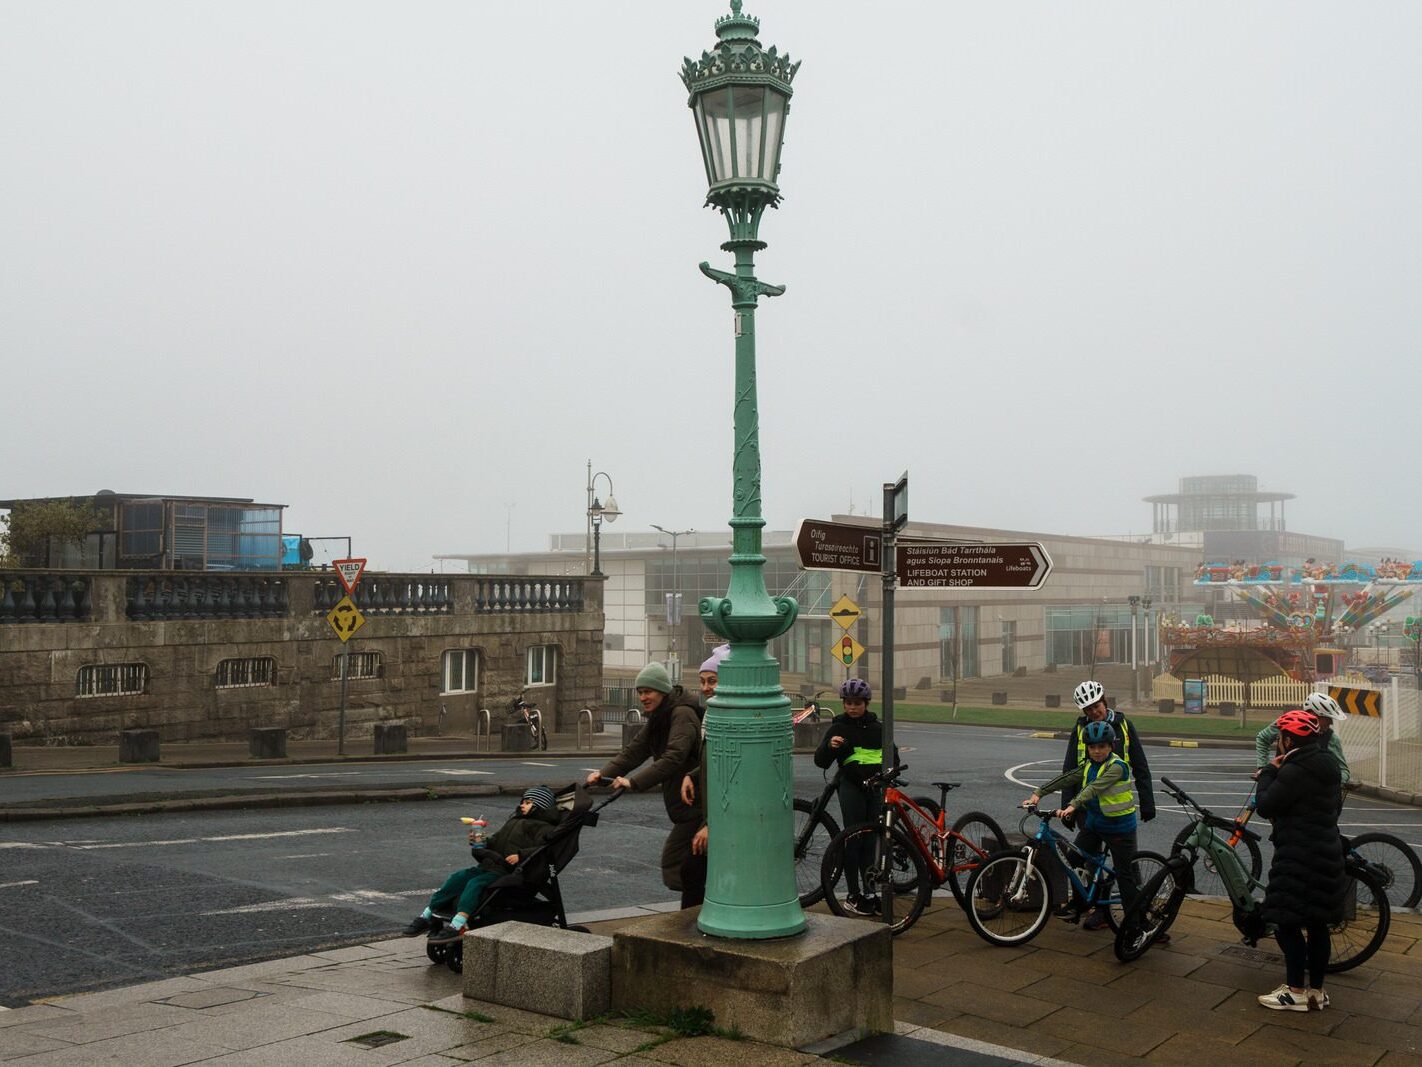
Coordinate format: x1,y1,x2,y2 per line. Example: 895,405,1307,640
1,725,1417,1007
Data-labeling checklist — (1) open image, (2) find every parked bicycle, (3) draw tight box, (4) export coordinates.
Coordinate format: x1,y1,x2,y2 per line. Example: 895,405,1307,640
963,805,1168,947
1115,777,1390,969
791,767,843,907
819,763,1007,935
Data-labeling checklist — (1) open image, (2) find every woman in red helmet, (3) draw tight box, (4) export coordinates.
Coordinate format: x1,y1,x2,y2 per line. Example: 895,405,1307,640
1254,709,1348,1013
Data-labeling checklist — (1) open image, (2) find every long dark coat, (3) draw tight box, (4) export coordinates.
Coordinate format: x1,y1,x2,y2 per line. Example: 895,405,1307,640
1256,739,1348,927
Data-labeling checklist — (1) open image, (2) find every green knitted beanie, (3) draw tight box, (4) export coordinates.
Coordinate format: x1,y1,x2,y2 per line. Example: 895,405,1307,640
634,662,673,694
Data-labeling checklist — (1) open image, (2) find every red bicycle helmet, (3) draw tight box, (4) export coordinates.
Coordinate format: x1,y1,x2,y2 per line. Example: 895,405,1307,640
1275,709,1321,737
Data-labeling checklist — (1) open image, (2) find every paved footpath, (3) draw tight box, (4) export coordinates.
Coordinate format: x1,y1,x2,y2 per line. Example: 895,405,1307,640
0,897,1417,1065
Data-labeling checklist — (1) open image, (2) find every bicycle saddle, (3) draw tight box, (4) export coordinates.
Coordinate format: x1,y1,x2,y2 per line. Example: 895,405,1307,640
932,781,962,792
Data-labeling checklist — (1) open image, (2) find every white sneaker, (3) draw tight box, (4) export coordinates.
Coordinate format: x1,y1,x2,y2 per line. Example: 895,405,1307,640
1257,986,1309,1012
1308,989,1330,1011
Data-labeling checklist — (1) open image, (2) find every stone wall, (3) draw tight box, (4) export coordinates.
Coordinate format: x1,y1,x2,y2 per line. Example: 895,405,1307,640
0,571,603,744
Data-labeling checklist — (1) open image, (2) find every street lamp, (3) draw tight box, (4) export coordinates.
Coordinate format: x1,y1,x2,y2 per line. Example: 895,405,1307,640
1128,596,1141,707
651,525,694,681
682,0,803,940
586,463,620,578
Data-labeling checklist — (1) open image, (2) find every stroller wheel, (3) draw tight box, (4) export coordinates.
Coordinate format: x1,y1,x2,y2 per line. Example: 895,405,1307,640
425,942,444,965
445,941,464,973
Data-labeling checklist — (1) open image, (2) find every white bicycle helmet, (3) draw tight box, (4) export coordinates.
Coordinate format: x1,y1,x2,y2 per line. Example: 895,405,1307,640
1303,692,1347,722
1073,679,1105,710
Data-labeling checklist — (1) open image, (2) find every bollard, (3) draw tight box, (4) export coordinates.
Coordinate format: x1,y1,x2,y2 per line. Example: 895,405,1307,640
501,722,534,752
0,731,11,769
1158,698,1176,715
1219,701,1237,718
374,722,408,755
119,728,160,764
1045,694,1061,708
248,727,287,760
992,691,1008,706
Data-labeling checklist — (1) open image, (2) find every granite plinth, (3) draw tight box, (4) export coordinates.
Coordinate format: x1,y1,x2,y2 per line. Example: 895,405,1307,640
610,908,892,1049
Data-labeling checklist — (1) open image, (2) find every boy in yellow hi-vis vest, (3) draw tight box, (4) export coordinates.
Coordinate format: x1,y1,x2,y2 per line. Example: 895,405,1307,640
1026,719,1154,935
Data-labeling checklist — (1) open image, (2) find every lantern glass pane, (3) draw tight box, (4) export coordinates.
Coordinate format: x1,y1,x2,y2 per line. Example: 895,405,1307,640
693,97,715,186
700,88,733,184
762,89,787,181
732,85,765,180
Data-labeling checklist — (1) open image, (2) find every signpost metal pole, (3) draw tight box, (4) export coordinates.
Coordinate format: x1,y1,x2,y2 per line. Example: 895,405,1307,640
338,644,349,756
879,473,906,928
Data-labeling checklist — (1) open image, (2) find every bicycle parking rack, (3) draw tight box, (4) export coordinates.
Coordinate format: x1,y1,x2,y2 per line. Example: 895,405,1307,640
577,707,597,750
475,708,492,752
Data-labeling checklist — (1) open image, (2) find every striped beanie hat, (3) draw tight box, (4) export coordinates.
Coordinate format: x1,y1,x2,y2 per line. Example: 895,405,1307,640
521,786,557,812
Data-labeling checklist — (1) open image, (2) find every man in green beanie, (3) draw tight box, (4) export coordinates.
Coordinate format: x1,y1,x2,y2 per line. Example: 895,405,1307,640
586,661,705,901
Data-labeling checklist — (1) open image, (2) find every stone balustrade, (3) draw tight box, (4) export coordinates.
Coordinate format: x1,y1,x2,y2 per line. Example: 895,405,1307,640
0,570,597,625
0,573,93,623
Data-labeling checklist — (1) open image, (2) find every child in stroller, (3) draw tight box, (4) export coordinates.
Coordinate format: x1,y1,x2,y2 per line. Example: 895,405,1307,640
404,783,607,973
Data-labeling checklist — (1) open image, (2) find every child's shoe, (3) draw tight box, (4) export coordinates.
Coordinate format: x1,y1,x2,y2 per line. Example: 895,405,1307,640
1308,989,1329,1011
1081,909,1110,931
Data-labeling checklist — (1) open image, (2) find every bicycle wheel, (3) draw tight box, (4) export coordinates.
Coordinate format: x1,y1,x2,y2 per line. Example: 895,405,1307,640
1105,850,1169,931
820,823,932,935
944,811,1008,907
1114,860,1187,962
792,798,840,907
1348,832,1422,910
964,849,1052,946
1173,823,1262,899
1327,863,1391,973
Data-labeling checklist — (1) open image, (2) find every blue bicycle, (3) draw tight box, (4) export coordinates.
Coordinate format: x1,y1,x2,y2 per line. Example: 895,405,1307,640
963,805,1167,947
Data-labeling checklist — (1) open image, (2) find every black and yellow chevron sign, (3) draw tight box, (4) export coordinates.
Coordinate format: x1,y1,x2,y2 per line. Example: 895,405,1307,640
1328,685,1381,717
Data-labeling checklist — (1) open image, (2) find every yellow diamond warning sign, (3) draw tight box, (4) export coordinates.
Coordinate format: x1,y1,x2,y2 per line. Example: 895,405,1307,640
831,633,865,667
326,596,365,643
829,595,861,631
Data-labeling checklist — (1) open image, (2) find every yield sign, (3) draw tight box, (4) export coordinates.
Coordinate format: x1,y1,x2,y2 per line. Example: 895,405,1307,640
333,558,367,596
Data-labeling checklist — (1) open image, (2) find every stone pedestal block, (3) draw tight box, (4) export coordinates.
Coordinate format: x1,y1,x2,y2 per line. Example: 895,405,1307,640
374,722,408,754
0,731,11,769
791,720,822,752
119,729,160,764
463,921,611,1021
1158,698,1176,714
248,727,287,760
610,909,891,1050
991,691,1008,706
1219,700,1238,717
500,723,533,752
1045,694,1061,708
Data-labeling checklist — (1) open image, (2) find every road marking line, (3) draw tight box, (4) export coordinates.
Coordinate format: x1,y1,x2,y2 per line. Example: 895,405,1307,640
433,769,493,776
278,853,332,860
248,772,365,780
203,886,436,916
0,880,39,889
67,827,357,850
522,762,557,768
0,843,49,850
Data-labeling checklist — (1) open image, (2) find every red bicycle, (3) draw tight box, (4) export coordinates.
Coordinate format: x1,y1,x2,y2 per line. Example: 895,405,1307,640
820,763,1006,934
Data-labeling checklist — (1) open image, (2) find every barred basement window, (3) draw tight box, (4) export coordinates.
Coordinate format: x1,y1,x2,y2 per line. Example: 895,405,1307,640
216,657,276,689
332,651,382,680
76,663,148,698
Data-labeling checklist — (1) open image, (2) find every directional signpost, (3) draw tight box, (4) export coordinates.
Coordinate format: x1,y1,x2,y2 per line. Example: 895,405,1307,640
793,520,881,574
329,558,367,756
896,542,1053,589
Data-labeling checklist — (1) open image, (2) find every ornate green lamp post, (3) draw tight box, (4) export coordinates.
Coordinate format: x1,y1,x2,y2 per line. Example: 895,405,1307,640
682,0,804,939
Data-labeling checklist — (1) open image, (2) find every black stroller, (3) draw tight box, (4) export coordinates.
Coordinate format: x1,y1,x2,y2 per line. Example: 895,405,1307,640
424,781,615,973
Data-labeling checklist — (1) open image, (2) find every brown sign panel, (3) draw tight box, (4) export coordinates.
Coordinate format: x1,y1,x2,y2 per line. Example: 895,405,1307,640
793,520,883,574
895,542,1053,589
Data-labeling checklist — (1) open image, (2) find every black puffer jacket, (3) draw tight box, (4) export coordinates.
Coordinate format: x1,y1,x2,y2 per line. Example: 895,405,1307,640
813,711,897,785
1256,739,1347,926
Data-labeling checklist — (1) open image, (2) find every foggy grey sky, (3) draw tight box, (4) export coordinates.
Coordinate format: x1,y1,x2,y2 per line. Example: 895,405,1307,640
4,2,1419,569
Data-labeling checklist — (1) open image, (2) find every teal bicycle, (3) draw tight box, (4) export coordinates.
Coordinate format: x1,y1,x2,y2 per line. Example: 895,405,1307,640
1114,776,1391,969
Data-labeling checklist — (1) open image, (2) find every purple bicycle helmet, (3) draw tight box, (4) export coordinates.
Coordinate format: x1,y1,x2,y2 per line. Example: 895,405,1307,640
839,678,872,702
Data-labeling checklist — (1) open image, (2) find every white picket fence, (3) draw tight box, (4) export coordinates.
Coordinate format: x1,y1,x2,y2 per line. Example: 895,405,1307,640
1317,676,1422,794
1151,674,1312,708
